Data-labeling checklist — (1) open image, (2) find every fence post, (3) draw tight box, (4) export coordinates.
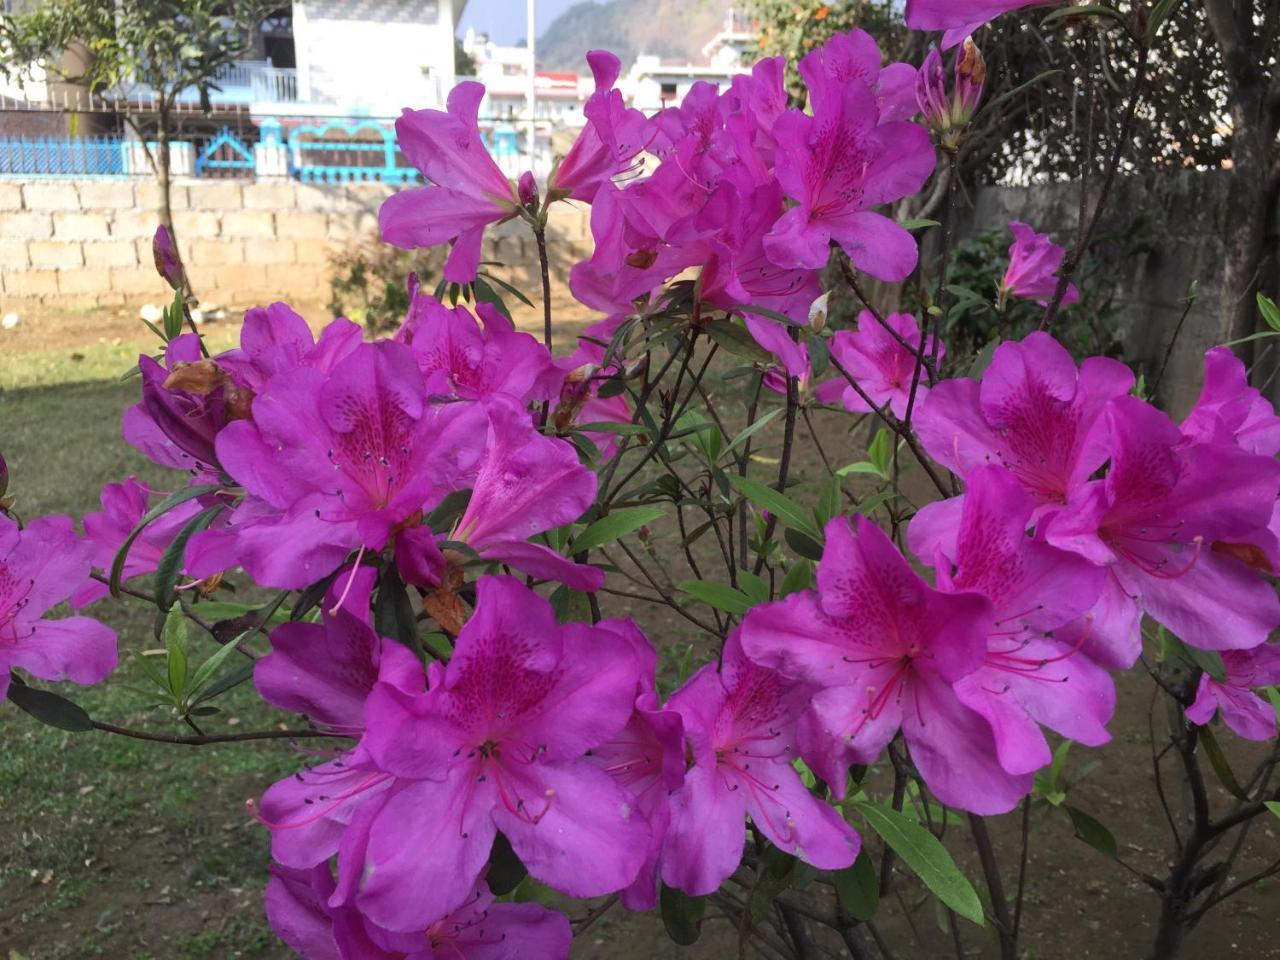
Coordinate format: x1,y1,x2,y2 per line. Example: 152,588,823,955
254,117,289,179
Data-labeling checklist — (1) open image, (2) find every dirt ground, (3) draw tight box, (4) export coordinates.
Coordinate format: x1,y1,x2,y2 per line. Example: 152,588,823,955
0,310,1277,960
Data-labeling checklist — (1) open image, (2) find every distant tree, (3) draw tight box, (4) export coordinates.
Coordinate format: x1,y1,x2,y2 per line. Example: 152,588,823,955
455,37,477,77
0,0,274,295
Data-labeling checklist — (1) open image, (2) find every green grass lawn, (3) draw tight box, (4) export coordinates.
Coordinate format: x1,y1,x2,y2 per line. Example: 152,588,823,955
0,379,299,960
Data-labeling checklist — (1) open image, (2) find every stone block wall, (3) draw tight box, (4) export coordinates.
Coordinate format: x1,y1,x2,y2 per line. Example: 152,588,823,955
0,178,593,312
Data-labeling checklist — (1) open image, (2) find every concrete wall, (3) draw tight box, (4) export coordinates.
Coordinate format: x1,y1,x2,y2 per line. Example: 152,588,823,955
0,177,593,312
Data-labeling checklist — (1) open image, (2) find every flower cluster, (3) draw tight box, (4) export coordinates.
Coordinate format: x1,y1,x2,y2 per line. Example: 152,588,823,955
4,12,1280,960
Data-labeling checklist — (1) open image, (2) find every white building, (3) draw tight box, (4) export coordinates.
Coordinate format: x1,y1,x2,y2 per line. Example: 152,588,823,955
622,8,753,113
460,28,591,125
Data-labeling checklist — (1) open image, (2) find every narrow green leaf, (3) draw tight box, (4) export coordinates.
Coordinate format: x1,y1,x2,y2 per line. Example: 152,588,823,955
732,304,793,326
1263,800,1280,820
737,570,769,605
1041,3,1126,25
153,504,223,612
7,679,94,732
476,271,535,308
188,636,247,701
1064,805,1118,859
660,884,706,946
901,218,941,231
678,580,753,616
487,832,528,896
785,527,825,561
570,506,665,554
471,276,513,321
191,659,255,707
109,483,221,598
779,560,813,597
724,407,785,456
837,461,887,478
705,318,772,363
852,801,984,926
834,850,879,921
374,565,419,652
729,475,820,538
867,428,892,476
1259,293,1280,333
749,846,798,923
163,606,189,700
1199,725,1249,800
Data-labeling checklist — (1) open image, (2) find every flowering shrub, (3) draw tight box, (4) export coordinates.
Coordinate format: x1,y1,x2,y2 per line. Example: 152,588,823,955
5,3,1280,959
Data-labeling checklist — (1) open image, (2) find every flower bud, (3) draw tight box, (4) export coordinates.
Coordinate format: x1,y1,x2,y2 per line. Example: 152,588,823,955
808,292,829,334
955,38,986,124
916,39,985,151
518,170,539,210
915,47,949,131
152,224,185,291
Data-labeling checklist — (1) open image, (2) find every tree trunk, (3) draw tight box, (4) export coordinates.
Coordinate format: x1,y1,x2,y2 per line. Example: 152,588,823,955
1216,119,1275,354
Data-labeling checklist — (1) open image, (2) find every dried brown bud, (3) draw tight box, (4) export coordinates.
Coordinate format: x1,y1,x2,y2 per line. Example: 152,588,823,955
164,359,229,395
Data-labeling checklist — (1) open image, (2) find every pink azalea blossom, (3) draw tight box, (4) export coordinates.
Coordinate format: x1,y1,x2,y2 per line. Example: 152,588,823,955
999,221,1079,307
815,311,945,417
1186,644,1280,742
445,398,604,591
662,629,860,895
211,341,484,589
217,304,363,394
764,46,934,281
350,576,649,931
0,514,116,701
1182,347,1280,457
254,564,423,737
394,293,558,406
266,864,572,960
380,84,521,283
123,333,239,479
1045,396,1280,655
588,618,684,911
740,515,1034,815
549,50,649,202
916,331,1133,507
71,477,203,608
798,28,918,123
152,224,184,290
912,467,1114,775
905,0,1059,48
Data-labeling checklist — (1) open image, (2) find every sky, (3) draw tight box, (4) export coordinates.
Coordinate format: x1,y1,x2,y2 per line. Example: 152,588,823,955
457,0,586,45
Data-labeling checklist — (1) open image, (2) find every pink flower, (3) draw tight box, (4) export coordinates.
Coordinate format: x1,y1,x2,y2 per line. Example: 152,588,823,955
912,467,1114,776
380,83,521,283
350,576,649,930
445,398,604,591
210,341,484,589
915,331,1133,507
661,629,860,895
1045,396,1280,656
549,50,648,202
916,41,986,145
798,28,919,123
1000,221,1079,307
764,50,935,281
905,0,1059,48
0,514,116,702
815,310,945,417
1186,644,1280,741
71,477,203,608
394,293,558,406
740,516,1031,815
266,865,572,960
1182,347,1280,457
217,305,363,394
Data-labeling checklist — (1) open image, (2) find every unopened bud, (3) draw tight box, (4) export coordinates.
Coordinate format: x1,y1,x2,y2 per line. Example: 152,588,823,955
954,38,986,123
807,292,829,334
916,40,985,151
152,224,185,291
518,171,539,209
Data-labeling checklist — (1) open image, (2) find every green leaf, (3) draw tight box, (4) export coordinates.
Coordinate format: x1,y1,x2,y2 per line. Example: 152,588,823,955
1041,3,1127,26
7,679,94,732
679,580,753,616
1259,293,1280,333
728,475,820,538
785,527,825,561
867,428,891,477
109,483,221,598
749,846,798,923
901,218,940,231
1198,725,1249,800
476,271,535,308
190,659,255,707
967,339,999,378
724,407,785,456
570,506,665,554
163,606,189,699
153,504,223,612
660,884,706,946
1264,801,1280,820
779,560,813,597
737,570,769,605
837,461,887,479
852,800,984,926
471,276,513,321
816,475,842,527
1177,641,1226,682
834,850,879,921
732,304,793,326
487,832,528,896
1064,805,1118,859
705,318,772,363
374,565,419,653
187,636,246,701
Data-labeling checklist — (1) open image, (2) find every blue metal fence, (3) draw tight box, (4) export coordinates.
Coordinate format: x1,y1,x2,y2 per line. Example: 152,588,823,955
194,127,256,178
287,119,420,184
0,135,126,177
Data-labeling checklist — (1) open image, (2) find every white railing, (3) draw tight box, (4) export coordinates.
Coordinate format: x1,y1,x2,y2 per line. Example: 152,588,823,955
208,59,299,103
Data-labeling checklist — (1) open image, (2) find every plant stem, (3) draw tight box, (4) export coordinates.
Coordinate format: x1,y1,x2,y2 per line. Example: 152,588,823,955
968,815,1017,960
92,721,344,746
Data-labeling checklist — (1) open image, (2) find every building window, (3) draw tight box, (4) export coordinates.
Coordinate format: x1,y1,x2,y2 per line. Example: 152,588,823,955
660,81,678,99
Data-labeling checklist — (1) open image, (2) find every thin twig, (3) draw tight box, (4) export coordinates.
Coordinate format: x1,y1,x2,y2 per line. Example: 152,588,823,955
92,721,343,746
